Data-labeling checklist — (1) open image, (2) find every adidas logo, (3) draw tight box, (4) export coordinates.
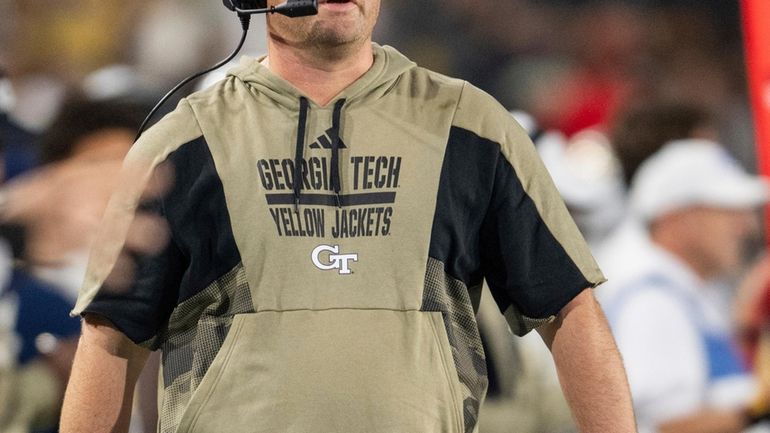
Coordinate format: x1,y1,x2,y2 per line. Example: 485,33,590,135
309,128,347,149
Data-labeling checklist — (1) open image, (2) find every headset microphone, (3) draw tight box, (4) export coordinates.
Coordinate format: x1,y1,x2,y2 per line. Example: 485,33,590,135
135,0,318,140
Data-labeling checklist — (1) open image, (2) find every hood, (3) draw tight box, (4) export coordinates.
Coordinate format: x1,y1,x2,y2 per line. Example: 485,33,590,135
227,43,416,110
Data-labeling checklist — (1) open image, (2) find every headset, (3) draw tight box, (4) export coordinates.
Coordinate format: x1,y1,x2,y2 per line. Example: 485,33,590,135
222,0,319,18
135,0,318,140
223,0,268,10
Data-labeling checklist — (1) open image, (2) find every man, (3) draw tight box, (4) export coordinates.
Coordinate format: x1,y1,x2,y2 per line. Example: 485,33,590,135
60,1,636,432
601,139,770,433
596,102,723,308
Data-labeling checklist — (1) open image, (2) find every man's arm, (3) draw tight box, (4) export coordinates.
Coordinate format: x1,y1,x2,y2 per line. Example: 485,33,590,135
537,288,637,433
60,314,150,433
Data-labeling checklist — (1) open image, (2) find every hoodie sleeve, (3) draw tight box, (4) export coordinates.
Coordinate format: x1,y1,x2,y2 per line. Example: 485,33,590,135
71,100,203,348
453,83,605,335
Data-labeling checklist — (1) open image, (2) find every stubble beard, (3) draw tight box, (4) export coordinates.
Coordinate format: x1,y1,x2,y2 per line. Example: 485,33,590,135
311,22,362,46
268,9,373,60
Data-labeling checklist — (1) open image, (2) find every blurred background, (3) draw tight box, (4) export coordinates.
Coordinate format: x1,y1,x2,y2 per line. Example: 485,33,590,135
1,1,769,432
0,0,755,162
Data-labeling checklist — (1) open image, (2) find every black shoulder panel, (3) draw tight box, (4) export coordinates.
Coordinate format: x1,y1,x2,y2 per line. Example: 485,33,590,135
428,126,499,289
163,136,242,304
85,135,242,344
428,126,590,319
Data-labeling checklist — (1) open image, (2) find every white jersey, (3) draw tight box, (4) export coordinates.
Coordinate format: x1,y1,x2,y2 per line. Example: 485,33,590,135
598,220,759,433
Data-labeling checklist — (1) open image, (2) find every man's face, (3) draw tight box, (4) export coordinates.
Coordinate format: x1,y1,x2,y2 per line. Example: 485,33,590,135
684,207,758,278
267,0,380,50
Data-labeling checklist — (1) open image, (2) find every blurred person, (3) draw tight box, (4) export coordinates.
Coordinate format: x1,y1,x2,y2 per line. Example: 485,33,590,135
60,1,636,432
1,95,153,432
0,94,162,433
0,96,144,301
601,139,770,433
598,102,722,301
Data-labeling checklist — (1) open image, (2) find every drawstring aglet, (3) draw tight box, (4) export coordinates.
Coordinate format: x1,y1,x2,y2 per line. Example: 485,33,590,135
334,192,342,208
294,196,300,214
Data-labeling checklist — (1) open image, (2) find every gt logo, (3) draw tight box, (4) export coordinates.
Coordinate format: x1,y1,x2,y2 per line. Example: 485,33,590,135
311,245,358,275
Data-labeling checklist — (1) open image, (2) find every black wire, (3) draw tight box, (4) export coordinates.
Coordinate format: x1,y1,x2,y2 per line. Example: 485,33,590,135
135,15,252,141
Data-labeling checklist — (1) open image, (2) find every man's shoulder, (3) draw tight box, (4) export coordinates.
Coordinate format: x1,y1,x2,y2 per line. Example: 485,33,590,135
403,69,539,177
406,67,506,115
406,65,466,90
130,98,203,164
443,79,531,153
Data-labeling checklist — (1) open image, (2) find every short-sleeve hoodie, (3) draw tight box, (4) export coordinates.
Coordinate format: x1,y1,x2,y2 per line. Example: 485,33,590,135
73,44,604,433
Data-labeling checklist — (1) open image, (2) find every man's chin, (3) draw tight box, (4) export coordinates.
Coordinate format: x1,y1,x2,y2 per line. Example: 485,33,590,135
307,26,363,47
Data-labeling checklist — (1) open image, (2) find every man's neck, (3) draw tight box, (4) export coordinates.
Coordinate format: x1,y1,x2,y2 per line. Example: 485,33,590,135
265,39,374,107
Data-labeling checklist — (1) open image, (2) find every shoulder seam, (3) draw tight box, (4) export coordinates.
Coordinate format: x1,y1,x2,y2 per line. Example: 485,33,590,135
449,81,468,130
181,97,207,142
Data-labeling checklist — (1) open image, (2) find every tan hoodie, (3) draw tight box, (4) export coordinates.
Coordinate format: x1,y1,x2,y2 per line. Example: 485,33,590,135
74,44,603,433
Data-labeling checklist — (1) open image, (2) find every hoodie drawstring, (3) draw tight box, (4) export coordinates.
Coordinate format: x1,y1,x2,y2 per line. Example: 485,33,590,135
330,99,346,208
293,97,310,213
293,97,346,212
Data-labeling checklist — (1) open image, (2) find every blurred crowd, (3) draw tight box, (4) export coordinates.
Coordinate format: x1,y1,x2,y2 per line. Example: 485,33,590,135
1,0,769,432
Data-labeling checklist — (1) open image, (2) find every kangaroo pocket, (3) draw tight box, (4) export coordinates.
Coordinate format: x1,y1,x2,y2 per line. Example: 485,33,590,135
176,309,465,433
